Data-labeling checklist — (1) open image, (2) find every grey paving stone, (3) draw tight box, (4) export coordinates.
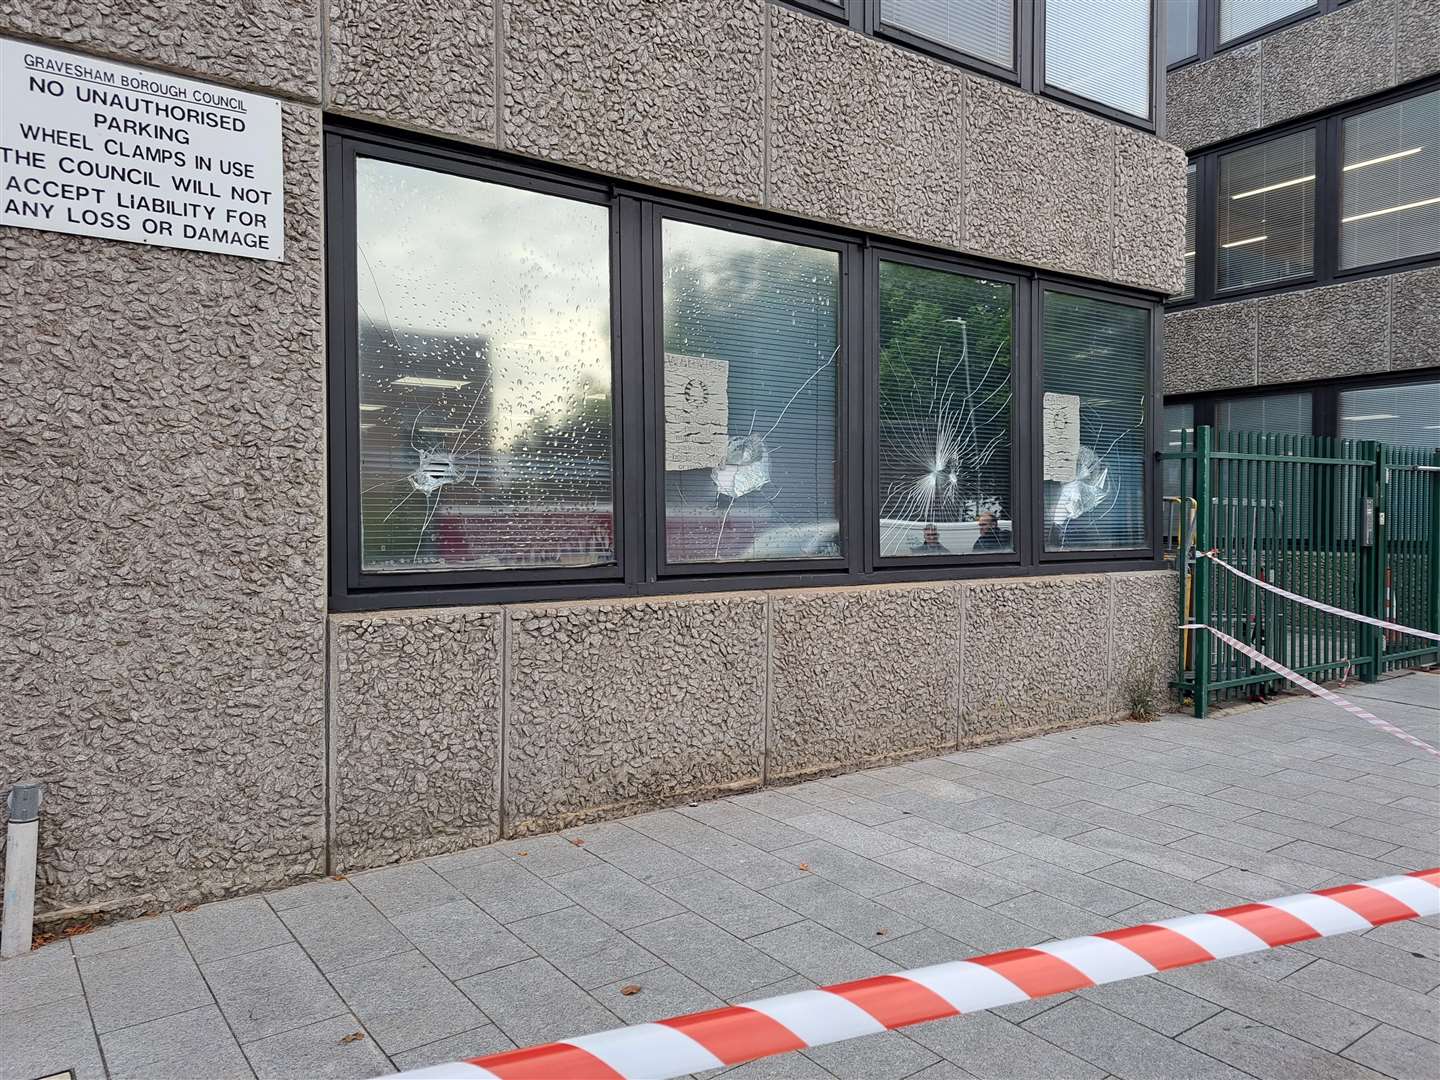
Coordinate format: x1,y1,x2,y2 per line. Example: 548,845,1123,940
496,833,601,877
508,904,660,989
906,1010,1105,1079
1168,834,1335,889
389,1024,514,1071
456,957,618,1047
1267,839,1411,881
677,800,812,851
1078,975,1222,1037
331,949,486,1055
70,914,178,957
878,815,1015,866
965,795,1093,838
983,853,1143,916
202,942,346,1043
1068,829,1226,880
1381,845,1440,870
390,897,533,980
989,891,1120,940
1113,899,1189,923
1204,787,1352,826
423,847,508,877
1035,777,1172,816
654,869,802,939
0,995,105,1080
748,920,895,985
348,862,464,917
567,821,705,883
1198,865,1321,902
1364,918,1440,961
801,1029,940,1079
1177,1011,1385,1080
176,897,294,964
428,853,572,923
770,840,918,897
973,822,1123,874
547,861,685,930
789,809,913,858
708,844,818,892
728,972,819,1004
875,883,1046,952
873,847,1028,907
266,877,358,912
1087,862,1246,914
78,937,213,1033
713,1050,836,1080
784,782,912,825
874,790,1005,833
1216,946,1317,982
276,893,411,974
0,941,81,1014
1282,957,1440,1041
895,1055,980,1080
625,913,794,999
1150,805,1291,852
763,875,922,945
955,771,1078,809
1022,997,1247,1079
1341,1023,1440,1079
1159,959,1375,1051
100,1004,254,1080
731,789,818,821
1335,815,1438,851
1048,801,1195,845
241,1014,392,1080
591,964,725,1024
872,927,971,968
1292,927,1440,992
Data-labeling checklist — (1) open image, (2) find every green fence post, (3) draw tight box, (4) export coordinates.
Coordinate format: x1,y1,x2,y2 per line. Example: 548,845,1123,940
1429,449,1440,667
1363,443,1385,683
1193,425,1212,718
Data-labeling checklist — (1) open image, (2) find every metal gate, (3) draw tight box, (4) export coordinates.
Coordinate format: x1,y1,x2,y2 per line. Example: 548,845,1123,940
1165,427,1440,717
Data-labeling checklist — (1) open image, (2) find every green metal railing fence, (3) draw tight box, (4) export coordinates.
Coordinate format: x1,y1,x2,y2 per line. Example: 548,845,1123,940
1165,427,1440,717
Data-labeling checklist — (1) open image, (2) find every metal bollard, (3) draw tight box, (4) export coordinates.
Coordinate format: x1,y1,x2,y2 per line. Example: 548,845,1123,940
2,781,44,959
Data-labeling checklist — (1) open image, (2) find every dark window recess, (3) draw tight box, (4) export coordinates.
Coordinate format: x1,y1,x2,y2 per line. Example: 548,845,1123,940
1341,88,1440,271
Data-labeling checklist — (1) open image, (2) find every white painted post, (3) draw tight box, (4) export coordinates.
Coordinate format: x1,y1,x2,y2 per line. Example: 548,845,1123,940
2,782,43,960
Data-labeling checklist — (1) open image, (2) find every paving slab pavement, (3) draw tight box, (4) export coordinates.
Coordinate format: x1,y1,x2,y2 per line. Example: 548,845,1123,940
2,671,1437,1080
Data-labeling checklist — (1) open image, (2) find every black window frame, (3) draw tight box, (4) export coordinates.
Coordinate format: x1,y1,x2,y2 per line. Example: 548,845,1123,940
1168,0,1349,72
326,121,1164,612
1168,76,1440,311
778,0,1163,133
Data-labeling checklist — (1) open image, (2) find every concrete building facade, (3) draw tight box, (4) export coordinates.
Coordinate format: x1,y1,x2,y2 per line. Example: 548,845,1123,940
2,1,1186,920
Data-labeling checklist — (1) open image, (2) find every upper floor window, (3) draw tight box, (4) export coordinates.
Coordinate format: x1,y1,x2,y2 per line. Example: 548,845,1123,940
1179,163,1198,300
1044,0,1152,119
1219,0,1316,45
1216,129,1316,292
1341,87,1440,271
1339,380,1440,450
1166,0,1200,66
878,0,1014,69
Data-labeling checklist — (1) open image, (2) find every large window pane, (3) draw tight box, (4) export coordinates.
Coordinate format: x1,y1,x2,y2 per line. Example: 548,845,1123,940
1339,382,1440,450
1220,0,1315,44
662,221,841,564
1341,89,1440,270
877,262,1013,558
1042,293,1149,551
355,158,613,573
1044,0,1151,119
1179,162,1198,299
1165,0,1199,66
879,0,1013,68
1216,391,1313,435
1217,130,1316,291
1162,402,1195,545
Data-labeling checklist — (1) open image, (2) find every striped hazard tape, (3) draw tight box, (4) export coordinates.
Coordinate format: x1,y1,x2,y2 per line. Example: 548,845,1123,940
392,870,1440,1080
1184,621,1440,758
1200,550,1440,643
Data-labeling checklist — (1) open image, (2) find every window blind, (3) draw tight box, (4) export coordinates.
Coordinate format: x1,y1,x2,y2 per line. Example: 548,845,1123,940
1217,129,1316,291
1044,0,1152,119
1341,88,1440,270
880,0,1014,68
1219,0,1315,43
1165,0,1199,65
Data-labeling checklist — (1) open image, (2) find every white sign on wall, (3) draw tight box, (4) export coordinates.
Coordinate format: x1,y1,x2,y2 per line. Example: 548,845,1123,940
0,38,284,260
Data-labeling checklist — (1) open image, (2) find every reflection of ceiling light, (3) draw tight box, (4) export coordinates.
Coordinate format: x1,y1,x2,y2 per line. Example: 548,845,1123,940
1344,146,1424,171
392,376,471,389
1426,424,1440,430
583,392,609,402
1222,234,1268,249
418,426,464,434
359,403,384,412
1342,195,1440,223
1342,413,1399,422
1184,251,1196,258
1231,174,1314,200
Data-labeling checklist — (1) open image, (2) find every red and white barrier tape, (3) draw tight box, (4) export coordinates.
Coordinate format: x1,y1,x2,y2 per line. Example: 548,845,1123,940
1199,550,1440,643
1184,621,1440,759
392,870,1440,1080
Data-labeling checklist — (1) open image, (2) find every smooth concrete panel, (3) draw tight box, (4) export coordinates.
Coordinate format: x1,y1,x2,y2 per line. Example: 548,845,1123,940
1108,571,1180,716
959,575,1113,742
328,0,495,143
1165,42,1261,152
1389,264,1440,371
964,76,1113,281
1261,0,1395,128
0,1,321,100
1396,0,1440,83
1113,127,1189,295
1256,277,1391,384
768,6,964,249
503,0,765,203
0,105,327,914
505,594,767,834
328,608,503,872
1162,302,1259,394
768,584,961,781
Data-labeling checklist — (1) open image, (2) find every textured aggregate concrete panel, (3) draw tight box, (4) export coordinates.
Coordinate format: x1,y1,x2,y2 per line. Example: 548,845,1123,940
768,6,964,249
1389,264,1440,371
328,1,495,143
505,594,767,833
503,0,764,203
1163,303,1260,394
1113,127,1189,295
768,585,961,781
1108,572,1179,716
328,608,503,872
964,76,1113,280
1396,0,1440,83
1261,0,1395,128
0,1,321,100
959,575,1113,741
1165,43,1260,152
1257,277,1392,384
0,104,327,915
